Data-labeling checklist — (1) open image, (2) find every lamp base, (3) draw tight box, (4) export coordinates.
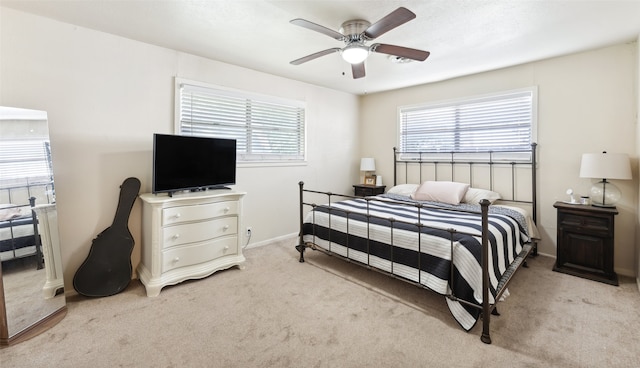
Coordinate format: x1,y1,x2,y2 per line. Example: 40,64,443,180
589,179,621,207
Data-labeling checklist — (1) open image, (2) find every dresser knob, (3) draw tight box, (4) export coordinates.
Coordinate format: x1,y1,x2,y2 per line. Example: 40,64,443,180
224,246,229,251
173,257,180,263
174,213,181,218
223,225,229,231
224,207,230,213
172,234,180,240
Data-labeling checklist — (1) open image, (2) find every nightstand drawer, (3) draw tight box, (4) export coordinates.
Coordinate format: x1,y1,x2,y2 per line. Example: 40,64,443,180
559,213,612,235
353,185,385,197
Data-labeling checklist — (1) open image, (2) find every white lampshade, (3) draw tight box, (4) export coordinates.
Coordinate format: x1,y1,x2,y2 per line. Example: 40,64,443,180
579,152,632,207
342,44,369,64
579,152,632,180
360,158,375,171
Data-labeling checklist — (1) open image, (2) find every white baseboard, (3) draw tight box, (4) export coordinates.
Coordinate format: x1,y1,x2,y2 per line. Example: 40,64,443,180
535,251,555,259
244,232,298,249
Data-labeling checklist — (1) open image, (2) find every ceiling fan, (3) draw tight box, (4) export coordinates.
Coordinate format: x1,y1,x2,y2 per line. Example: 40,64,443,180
289,7,430,79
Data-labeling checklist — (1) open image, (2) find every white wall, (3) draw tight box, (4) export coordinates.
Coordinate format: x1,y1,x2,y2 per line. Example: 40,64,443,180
0,8,360,292
360,43,639,277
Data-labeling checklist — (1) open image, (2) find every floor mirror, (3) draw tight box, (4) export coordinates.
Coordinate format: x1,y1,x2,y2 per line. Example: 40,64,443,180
0,106,66,346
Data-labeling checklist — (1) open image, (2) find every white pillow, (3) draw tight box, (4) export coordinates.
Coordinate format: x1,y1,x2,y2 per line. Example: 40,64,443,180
410,181,470,205
463,187,502,204
0,206,22,221
387,184,419,197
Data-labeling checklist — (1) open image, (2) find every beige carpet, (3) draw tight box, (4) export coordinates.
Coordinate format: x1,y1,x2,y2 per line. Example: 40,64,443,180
1,238,639,367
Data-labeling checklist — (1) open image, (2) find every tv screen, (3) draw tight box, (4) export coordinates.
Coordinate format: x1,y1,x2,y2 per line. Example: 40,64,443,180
152,133,236,195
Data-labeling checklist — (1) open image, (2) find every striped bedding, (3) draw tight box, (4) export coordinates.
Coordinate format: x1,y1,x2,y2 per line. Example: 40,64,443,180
0,217,36,261
301,195,530,331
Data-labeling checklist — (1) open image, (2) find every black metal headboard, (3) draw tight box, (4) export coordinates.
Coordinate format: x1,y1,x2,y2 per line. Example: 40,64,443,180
393,143,538,224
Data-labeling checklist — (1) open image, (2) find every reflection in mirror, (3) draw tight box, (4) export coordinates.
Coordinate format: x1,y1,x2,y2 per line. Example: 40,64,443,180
0,106,66,346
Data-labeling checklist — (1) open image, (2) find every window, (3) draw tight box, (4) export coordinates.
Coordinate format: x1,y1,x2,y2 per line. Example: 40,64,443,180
0,140,53,181
177,80,306,163
398,88,536,160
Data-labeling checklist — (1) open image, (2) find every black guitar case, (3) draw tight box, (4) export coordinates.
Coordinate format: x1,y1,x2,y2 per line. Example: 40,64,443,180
73,177,141,297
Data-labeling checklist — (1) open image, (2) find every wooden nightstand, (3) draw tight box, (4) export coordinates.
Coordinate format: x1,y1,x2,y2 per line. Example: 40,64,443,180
553,201,618,285
353,184,386,197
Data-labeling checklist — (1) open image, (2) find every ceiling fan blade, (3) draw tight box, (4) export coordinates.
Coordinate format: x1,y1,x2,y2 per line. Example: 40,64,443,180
363,7,416,40
290,48,341,65
290,18,345,41
351,62,365,79
371,43,430,61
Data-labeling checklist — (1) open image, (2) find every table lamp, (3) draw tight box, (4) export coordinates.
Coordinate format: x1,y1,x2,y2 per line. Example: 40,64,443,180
360,158,375,184
579,151,632,207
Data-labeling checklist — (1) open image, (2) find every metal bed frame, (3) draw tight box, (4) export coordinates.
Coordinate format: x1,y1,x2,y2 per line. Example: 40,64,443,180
296,144,538,344
0,180,55,267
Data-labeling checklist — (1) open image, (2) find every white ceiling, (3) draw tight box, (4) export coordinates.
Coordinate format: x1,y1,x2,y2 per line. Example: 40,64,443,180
2,0,640,95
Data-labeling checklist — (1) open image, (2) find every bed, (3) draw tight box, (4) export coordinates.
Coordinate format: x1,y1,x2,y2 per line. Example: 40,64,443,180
0,211,36,261
296,144,538,344
0,181,54,266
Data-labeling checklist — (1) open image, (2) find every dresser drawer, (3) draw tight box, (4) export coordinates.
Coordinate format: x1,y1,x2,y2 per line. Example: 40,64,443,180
162,236,238,273
163,201,238,226
162,216,237,249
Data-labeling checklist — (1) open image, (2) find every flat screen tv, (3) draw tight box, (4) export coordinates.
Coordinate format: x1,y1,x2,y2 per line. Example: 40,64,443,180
152,133,236,195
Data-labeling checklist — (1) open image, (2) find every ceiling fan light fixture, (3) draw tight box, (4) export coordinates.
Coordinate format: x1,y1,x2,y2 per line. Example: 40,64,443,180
341,44,369,64
290,7,429,79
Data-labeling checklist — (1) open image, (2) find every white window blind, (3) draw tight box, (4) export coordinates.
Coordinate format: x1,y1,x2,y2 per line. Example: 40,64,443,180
399,89,535,160
178,82,306,162
0,140,53,181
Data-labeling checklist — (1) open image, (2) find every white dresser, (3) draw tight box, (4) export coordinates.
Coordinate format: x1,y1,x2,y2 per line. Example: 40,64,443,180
138,190,246,297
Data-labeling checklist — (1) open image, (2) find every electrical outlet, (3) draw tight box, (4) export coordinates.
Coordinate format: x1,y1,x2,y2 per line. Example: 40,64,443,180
246,227,252,237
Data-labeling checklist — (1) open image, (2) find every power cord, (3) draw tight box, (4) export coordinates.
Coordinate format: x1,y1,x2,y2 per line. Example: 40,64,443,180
243,228,252,249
